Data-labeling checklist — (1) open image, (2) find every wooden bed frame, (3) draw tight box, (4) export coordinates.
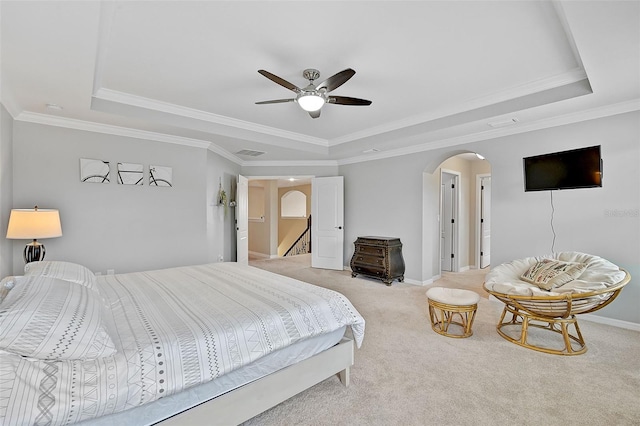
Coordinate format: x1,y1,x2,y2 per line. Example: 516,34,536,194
158,337,354,425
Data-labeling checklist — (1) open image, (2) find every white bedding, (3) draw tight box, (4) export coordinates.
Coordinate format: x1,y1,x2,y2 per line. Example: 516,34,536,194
81,327,346,425
0,262,365,425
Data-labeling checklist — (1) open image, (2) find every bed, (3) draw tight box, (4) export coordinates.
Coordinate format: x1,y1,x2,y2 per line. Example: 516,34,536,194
0,261,365,425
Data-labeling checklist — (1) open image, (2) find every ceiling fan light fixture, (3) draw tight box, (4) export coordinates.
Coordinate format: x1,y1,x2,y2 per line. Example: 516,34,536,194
297,92,325,112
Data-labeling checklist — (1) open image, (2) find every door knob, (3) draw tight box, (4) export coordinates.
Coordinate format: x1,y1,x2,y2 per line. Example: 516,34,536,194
336,226,343,230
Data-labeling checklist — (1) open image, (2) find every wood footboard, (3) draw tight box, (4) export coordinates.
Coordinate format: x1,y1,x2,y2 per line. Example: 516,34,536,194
157,337,355,425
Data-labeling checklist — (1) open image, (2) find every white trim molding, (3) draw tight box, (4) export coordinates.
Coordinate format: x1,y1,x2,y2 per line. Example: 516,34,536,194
581,313,640,332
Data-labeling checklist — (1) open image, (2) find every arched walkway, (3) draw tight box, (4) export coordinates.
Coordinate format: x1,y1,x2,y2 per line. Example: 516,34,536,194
422,151,492,282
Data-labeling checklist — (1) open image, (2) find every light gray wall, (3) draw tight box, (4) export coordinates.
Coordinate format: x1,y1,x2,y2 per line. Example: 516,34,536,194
0,104,13,277
206,149,241,263
485,112,639,324
340,111,639,324
341,155,427,282
12,122,215,274
6,110,638,326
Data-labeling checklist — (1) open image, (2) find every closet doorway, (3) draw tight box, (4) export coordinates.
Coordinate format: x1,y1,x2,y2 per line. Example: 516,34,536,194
432,152,492,277
478,175,491,269
440,170,459,272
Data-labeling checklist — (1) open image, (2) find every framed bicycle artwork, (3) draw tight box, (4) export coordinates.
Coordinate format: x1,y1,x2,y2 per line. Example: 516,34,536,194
80,158,110,183
117,162,143,185
149,165,172,187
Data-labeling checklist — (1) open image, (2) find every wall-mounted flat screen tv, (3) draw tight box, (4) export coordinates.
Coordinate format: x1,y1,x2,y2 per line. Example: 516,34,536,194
523,145,602,191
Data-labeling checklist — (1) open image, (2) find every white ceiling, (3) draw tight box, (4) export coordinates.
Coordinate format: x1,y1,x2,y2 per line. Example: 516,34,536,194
2,1,639,165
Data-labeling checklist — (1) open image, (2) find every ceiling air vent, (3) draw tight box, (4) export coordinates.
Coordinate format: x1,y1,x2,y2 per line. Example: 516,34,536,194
487,118,519,128
235,149,266,157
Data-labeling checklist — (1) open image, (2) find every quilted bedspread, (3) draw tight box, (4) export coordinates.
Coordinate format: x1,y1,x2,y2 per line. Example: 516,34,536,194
0,263,365,425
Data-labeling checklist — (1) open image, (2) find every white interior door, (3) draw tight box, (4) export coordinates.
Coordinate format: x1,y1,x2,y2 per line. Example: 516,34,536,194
480,176,491,268
236,175,248,264
311,176,344,270
440,172,457,272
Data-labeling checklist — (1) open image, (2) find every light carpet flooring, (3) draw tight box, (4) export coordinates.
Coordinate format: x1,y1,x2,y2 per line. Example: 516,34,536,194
245,255,640,426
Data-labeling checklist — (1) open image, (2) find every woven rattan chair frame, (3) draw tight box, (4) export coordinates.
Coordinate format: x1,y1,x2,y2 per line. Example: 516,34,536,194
483,270,630,355
427,299,478,338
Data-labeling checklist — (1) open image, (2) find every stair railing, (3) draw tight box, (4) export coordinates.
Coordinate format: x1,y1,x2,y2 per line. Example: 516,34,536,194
284,215,311,257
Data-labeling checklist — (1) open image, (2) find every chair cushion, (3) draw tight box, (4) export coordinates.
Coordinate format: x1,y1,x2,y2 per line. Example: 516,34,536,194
484,251,627,296
520,259,587,290
426,287,480,306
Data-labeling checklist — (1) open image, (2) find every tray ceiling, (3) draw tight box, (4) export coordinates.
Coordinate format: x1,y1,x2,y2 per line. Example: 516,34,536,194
2,1,638,164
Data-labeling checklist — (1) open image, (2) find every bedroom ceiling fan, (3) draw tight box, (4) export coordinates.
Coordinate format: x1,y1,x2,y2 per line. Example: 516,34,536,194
255,68,372,119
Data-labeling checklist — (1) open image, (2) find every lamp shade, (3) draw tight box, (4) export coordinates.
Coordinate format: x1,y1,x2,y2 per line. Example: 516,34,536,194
6,208,62,240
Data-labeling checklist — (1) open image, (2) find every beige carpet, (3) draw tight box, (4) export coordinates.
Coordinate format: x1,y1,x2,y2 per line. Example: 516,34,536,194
245,255,640,426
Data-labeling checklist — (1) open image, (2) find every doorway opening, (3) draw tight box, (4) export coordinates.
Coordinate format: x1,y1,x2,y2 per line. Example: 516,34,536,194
244,176,345,271
477,174,491,269
245,176,313,263
440,170,459,272
432,152,492,278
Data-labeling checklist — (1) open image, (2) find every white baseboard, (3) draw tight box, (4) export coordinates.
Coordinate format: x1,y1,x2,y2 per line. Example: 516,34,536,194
404,274,441,286
580,313,640,331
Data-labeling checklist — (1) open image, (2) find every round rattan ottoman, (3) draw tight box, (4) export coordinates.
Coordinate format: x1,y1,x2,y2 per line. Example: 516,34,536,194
426,287,480,338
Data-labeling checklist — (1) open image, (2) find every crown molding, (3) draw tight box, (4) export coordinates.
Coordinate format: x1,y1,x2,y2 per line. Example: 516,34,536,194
93,88,329,147
337,98,640,166
15,110,244,165
11,98,638,169
16,110,206,148
329,68,589,147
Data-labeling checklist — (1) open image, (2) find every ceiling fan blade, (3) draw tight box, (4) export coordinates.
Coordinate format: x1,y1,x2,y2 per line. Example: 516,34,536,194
316,68,356,92
255,99,295,105
308,109,321,119
328,96,372,106
258,70,301,93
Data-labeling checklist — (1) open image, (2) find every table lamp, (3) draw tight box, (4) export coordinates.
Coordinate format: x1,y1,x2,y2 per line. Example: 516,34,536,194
6,206,62,263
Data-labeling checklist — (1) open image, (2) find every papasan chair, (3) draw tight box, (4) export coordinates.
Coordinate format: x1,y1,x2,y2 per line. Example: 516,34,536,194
483,252,630,356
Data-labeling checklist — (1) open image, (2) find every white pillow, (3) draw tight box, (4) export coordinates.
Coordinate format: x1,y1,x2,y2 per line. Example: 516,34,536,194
24,261,97,290
0,275,116,360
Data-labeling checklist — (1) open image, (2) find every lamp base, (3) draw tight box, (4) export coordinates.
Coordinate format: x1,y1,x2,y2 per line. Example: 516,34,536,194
24,240,46,263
